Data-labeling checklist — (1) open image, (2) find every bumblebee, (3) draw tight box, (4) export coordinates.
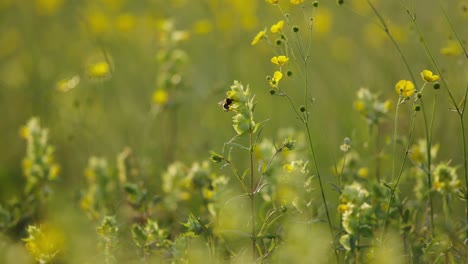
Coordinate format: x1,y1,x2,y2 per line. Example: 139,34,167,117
219,98,234,111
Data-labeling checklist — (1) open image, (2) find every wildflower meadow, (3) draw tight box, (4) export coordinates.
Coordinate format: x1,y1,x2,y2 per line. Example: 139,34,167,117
1,0,468,263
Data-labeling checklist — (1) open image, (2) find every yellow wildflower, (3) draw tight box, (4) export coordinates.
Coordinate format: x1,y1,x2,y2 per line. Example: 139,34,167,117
35,0,63,16
357,167,369,178
251,29,266,45
56,76,80,92
283,163,294,173
338,204,348,214
395,80,415,97
116,13,136,32
87,61,110,78
193,19,213,35
152,89,169,106
265,0,279,4
24,225,64,264
420,70,439,82
270,71,283,88
270,20,284,33
440,40,462,56
271,55,289,65
290,0,304,4
314,8,332,35
20,126,30,139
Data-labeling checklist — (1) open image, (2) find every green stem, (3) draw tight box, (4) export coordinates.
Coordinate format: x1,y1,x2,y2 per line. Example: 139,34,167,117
382,104,417,241
419,98,435,233
249,129,256,261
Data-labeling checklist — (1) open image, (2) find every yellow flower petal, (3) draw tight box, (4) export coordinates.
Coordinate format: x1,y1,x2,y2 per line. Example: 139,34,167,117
395,80,415,97
152,89,169,105
270,20,284,33
271,55,289,65
265,0,279,4
420,70,439,82
251,29,266,46
290,0,304,5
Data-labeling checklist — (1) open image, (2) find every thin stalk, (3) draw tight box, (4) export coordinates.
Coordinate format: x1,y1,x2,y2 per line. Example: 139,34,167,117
419,94,435,233
460,84,468,237
382,103,417,241
391,99,402,182
305,123,336,253
249,129,256,261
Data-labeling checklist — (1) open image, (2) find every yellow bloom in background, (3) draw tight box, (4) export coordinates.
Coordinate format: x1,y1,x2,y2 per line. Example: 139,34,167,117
270,71,283,88
20,126,30,139
87,11,110,35
270,20,284,33
271,55,289,65
265,0,279,4
251,29,266,45
357,167,369,179
87,61,110,78
23,225,65,264
440,40,463,56
152,89,169,106
193,19,213,35
314,8,332,35
56,76,80,92
290,0,304,5
420,70,439,82
395,80,415,97
35,0,63,16
363,23,386,49
116,13,136,32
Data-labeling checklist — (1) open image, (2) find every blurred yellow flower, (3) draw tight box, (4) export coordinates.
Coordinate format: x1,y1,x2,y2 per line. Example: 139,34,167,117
193,19,213,35
20,126,29,139
87,11,110,35
270,20,284,33
354,100,365,112
49,164,61,180
290,0,304,4
56,76,80,92
383,100,392,112
363,23,386,49
23,225,65,264
251,29,266,45
283,163,294,173
357,167,369,178
338,203,349,214
440,40,463,56
395,80,415,97
35,0,63,16
152,89,169,105
271,55,289,65
314,8,332,35
265,0,279,4
420,70,439,82
116,13,136,32
87,61,110,78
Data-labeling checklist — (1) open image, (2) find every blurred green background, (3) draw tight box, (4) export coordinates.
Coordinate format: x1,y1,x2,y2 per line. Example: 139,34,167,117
1,0,467,228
